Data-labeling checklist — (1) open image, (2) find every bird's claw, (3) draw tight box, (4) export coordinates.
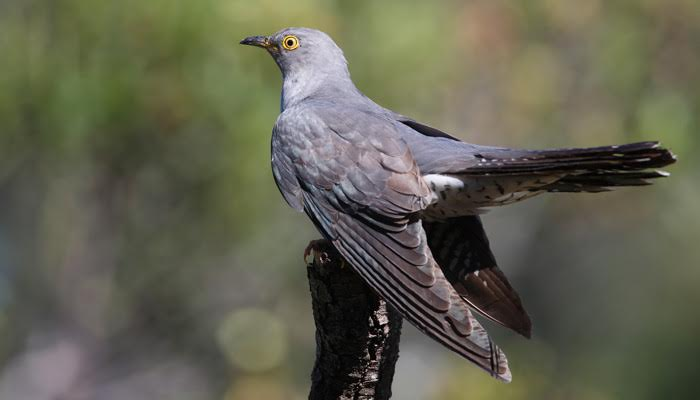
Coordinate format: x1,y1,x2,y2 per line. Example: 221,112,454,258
304,239,331,265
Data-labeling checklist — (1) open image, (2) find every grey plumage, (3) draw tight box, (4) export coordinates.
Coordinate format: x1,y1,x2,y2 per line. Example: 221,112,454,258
242,27,676,382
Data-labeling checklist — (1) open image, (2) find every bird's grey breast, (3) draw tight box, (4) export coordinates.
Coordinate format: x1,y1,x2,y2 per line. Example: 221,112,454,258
270,106,327,211
273,103,351,183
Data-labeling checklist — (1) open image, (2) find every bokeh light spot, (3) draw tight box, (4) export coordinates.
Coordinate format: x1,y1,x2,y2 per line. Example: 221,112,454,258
216,308,288,372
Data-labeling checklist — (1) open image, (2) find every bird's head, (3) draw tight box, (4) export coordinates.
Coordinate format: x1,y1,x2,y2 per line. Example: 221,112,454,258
240,27,350,80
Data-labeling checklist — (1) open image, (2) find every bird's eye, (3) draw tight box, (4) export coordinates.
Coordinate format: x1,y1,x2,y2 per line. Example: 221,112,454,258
282,35,300,50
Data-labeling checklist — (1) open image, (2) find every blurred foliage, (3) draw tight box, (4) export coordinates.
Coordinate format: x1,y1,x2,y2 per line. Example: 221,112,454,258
0,0,698,399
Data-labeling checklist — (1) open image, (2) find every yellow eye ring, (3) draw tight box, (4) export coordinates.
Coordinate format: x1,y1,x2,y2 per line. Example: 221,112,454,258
282,35,300,50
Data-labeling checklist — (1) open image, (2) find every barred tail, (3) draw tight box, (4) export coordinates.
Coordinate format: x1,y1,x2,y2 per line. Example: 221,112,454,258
467,141,676,193
541,170,670,193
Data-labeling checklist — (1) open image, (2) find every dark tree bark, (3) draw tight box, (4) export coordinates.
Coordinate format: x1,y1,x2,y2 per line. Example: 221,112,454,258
306,239,403,400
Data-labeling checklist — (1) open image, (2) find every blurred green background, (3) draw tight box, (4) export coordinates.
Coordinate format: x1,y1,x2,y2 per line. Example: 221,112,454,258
0,0,698,399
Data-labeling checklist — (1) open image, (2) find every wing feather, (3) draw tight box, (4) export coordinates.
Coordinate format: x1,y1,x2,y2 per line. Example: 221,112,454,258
424,216,532,338
328,207,509,378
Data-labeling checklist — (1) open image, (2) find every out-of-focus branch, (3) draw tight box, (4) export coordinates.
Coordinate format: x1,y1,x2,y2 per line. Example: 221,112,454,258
306,239,403,400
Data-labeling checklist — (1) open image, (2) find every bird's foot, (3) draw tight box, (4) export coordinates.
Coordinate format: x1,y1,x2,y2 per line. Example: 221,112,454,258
304,239,331,265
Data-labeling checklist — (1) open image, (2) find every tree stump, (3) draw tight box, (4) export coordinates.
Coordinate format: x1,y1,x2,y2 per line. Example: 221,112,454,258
306,239,403,400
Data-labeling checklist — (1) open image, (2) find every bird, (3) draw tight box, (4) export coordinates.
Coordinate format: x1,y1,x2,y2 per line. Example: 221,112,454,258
241,27,676,382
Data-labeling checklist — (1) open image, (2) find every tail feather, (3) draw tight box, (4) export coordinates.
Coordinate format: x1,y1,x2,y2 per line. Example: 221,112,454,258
465,141,675,193
543,170,670,193
469,142,676,176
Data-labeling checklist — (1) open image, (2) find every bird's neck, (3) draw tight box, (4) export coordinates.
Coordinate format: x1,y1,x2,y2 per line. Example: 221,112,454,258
280,69,360,111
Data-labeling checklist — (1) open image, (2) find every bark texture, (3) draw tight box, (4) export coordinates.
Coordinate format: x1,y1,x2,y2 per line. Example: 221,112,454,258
306,239,403,400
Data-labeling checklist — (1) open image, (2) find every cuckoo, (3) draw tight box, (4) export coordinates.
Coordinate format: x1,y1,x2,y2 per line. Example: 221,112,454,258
241,27,676,381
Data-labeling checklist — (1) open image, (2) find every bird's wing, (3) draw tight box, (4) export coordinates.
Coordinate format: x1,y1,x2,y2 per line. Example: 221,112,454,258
423,216,531,338
275,106,511,381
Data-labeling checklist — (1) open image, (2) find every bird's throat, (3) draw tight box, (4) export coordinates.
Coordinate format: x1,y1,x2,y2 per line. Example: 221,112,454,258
280,69,357,111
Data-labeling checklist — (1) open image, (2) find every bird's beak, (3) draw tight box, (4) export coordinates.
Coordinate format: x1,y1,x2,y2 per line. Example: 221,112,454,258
240,35,273,49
